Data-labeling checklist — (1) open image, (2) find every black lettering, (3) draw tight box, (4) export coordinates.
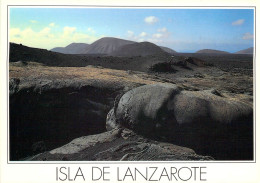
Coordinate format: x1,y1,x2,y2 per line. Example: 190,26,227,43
171,167,178,181
149,167,158,181
103,167,110,181
200,167,207,181
92,167,102,181
117,167,122,181
178,167,192,181
191,167,199,181
59,167,67,181
159,167,170,181
135,167,148,181
56,167,58,181
123,167,134,181
68,167,73,181
74,167,85,181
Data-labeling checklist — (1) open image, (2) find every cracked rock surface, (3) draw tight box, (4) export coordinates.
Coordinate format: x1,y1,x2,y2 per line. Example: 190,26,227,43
31,128,213,161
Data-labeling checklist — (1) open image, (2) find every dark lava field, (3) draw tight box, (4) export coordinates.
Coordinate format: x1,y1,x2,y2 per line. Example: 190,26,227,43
9,42,254,161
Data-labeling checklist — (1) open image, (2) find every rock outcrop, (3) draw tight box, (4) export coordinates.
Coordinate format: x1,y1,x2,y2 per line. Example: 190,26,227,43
107,84,253,160
31,128,213,161
9,63,253,161
9,63,156,160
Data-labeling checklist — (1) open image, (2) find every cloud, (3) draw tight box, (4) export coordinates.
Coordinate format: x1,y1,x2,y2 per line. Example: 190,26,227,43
139,32,147,37
63,26,76,35
125,28,171,46
144,16,159,24
10,28,21,37
126,31,149,42
152,33,163,39
30,20,37,23
158,27,167,32
243,32,253,40
232,19,245,26
10,26,101,49
49,22,55,27
127,30,134,37
87,27,95,34
152,28,170,40
39,27,51,38
40,27,51,34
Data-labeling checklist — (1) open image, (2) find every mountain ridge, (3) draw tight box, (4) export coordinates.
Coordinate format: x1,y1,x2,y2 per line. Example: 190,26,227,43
110,41,169,56
83,37,135,54
234,47,253,54
51,43,89,54
196,49,230,54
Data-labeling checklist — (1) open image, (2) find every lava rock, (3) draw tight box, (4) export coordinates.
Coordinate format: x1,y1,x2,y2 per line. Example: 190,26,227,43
31,128,214,161
107,84,253,160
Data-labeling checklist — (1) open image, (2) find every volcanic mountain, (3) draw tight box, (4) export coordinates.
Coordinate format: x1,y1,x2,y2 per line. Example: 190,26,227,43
160,46,177,54
196,49,230,54
110,42,168,57
84,37,135,54
51,43,89,54
234,47,253,54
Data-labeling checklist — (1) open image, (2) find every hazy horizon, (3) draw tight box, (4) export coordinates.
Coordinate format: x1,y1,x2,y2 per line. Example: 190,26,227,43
10,8,254,53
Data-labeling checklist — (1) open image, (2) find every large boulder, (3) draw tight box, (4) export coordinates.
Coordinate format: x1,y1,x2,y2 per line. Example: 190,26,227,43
106,84,253,160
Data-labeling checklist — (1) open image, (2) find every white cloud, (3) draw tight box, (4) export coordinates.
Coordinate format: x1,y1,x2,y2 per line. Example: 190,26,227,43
10,28,21,37
243,32,253,40
153,33,163,38
63,26,76,35
232,19,245,26
127,30,134,38
87,27,95,34
124,28,171,46
144,16,159,24
30,20,37,23
49,22,55,27
158,27,167,32
39,27,51,35
144,28,171,45
137,38,145,42
10,26,101,49
152,28,170,39
139,32,147,37
147,38,163,44
126,31,149,42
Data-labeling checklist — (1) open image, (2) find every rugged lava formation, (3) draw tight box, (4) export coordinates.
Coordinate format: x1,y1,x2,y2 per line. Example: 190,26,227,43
9,61,253,161
107,84,253,160
10,83,115,160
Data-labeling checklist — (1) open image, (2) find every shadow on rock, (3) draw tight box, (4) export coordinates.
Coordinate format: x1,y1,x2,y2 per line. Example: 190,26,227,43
107,84,253,160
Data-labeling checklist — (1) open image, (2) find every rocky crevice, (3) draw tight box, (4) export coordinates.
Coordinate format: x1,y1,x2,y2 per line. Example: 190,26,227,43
10,84,118,160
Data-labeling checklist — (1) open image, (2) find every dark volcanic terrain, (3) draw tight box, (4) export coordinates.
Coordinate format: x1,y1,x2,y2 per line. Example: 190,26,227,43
51,43,89,54
235,47,253,54
110,42,167,56
83,37,135,54
9,42,253,161
196,49,230,54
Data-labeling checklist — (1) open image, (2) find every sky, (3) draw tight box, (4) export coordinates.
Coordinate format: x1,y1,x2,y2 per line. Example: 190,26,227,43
9,8,254,53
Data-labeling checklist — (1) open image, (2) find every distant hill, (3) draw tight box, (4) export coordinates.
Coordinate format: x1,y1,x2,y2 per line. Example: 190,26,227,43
234,47,253,54
196,49,230,54
51,43,89,54
50,37,178,56
9,43,88,66
84,37,135,54
160,46,177,54
110,42,168,57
